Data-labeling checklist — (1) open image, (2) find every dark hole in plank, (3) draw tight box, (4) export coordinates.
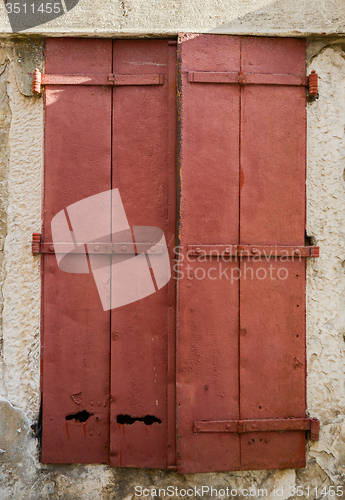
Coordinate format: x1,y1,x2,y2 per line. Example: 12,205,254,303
66,410,92,423
116,414,162,425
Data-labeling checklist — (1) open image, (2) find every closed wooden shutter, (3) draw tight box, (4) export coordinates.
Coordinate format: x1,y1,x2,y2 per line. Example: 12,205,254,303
177,34,311,473
42,38,177,466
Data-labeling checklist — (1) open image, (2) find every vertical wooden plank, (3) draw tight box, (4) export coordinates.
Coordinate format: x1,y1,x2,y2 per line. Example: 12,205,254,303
239,37,307,470
110,40,176,468
42,39,112,464
177,34,241,473
167,40,178,469
240,37,306,247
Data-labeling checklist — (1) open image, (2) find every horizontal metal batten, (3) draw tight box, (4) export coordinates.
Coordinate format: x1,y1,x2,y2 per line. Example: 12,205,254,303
188,71,309,87
187,245,320,258
193,418,320,440
32,69,164,93
32,235,163,255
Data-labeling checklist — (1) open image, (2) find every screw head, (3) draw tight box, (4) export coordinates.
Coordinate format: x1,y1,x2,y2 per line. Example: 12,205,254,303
94,245,100,252
49,245,54,252
150,246,156,253
121,245,127,252
224,248,230,254
196,248,201,254
251,248,258,254
295,249,301,256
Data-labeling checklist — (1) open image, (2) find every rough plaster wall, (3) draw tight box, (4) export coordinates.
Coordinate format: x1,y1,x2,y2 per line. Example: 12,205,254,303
306,44,345,485
0,40,43,417
1,37,345,499
0,0,344,36
0,44,11,396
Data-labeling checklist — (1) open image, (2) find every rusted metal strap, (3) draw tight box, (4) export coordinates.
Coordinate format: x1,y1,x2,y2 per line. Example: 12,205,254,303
32,234,163,255
188,70,318,96
193,418,320,440
32,68,164,94
187,244,320,258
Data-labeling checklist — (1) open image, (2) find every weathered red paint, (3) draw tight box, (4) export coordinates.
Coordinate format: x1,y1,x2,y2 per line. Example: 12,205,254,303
177,35,311,473
42,35,316,472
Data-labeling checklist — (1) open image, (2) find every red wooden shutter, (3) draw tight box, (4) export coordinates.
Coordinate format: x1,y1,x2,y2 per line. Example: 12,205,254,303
42,39,177,467
177,35,312,472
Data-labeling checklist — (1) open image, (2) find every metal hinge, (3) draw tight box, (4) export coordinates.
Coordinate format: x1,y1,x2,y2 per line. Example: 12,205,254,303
188,70,318,96
193,417,320,441
32,68,165,94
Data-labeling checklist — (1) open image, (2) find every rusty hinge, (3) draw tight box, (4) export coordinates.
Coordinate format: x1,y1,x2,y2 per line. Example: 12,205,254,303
188,70,318,96
193,417,320,441
308,70,318,96
187,244,320,258
32,233,163,255
32,69,164,94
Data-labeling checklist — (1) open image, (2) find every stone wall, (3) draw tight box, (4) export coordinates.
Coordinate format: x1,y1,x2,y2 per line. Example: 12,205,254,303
0,34,345,499
0,0,344,36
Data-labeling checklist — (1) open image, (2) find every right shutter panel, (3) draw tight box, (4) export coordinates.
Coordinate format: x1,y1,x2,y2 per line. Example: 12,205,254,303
177,34,309,473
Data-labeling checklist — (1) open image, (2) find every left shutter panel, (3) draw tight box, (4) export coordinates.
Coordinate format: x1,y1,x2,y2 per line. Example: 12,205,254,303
42,39,112,464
